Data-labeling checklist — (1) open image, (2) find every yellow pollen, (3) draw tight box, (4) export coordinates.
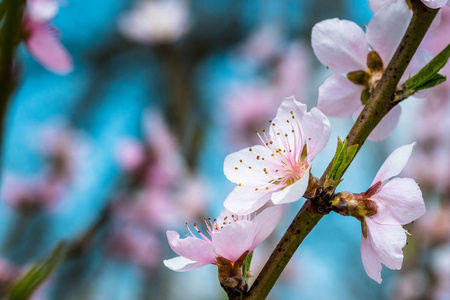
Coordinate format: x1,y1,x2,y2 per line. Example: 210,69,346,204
238,183,242,186
270,141,273,144
239,159,242,163
271,154,274,156
266,187,269,190
249,148,252,151
255,188,258,191
249,166,252,169
290,111,293,114
285,134,288,137
256,156,260,159
235,167,238,170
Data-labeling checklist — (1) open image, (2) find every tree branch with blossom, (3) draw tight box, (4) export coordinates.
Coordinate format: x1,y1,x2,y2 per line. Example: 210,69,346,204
243,1,439,299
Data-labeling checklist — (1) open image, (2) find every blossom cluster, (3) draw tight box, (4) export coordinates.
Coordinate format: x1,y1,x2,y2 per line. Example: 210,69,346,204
162,0,444,292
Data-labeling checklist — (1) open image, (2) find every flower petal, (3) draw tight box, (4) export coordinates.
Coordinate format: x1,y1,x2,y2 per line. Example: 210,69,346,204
366,105,402,141
224,186,272,215
163,256,209,272
212,221,257,262
372,177,425,225
369,0,399,12
166,231,216,264
269,96,306,142
317,74,364,118
312,18,369,74
25,22,73,74
224,145,278,187
271,169,309,204
421,0,449,8
366,218,406,270
361,233,383,283
366,1,411,64
251,205,284,250
372,142,415,184
302,107,331,161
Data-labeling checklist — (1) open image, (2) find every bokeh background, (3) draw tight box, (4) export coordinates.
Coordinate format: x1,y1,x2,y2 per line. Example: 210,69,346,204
0,0,449,299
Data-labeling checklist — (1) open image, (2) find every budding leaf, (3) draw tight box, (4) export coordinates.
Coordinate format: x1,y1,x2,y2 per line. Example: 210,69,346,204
5,242,68,300
329,137,359,187
329,137,346,181
404,43,450,91
242,251,253,283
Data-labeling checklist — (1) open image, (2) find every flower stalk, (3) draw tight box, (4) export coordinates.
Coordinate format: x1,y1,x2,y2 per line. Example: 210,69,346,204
243,1,439,299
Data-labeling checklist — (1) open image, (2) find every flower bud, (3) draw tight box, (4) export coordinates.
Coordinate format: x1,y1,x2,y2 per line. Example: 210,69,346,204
366,50,384,72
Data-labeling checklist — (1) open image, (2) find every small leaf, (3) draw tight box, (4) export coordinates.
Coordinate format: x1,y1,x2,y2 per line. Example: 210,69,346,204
404,43,450,91
6,242,68,300
414,74,446,90
242,251,253,283
329,137,346,180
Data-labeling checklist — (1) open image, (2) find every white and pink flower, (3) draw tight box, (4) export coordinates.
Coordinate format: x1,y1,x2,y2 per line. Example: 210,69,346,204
163,205,283,272
358,143,426,283
312,1,431,141
223,96,330,215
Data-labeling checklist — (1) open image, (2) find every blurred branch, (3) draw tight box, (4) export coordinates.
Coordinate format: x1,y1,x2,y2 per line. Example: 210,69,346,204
0,0,26,167
244,2,439,299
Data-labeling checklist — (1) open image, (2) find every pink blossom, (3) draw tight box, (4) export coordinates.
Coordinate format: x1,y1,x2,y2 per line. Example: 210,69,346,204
238,24,283,64
359,143,425,283
223,83,280,146
163,205,283,272
115,110,184,188
421,0,449,8
27,0,58,22
223,96,330,215
1,174,65,211
312,2,431,141
22,0,72,74
119,0,190,44
107,224,163,269
369,0,449,12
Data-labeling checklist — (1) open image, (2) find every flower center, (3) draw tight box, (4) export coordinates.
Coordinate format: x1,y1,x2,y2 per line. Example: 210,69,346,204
184,214,254,242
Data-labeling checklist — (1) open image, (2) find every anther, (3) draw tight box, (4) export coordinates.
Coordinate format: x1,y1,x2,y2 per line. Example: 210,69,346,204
255,188,258,191
249,148,252,151
256,156,260,160
235,167,238,170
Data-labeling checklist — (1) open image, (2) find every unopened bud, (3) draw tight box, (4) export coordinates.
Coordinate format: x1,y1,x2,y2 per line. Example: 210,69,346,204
347,70,370,86
366,50,384,72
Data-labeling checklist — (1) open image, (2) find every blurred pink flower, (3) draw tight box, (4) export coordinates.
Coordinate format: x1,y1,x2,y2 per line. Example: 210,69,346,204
359,143,425,283
22,0,72,74
1,174,65,211
107,224,163,269
312,2,430,141
223,83,279,146
369,0,449,11
119,0,190,44
115,110,184,189
223,96,330,215
163,205,283,272
421,0,449,8
239,24,283,64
